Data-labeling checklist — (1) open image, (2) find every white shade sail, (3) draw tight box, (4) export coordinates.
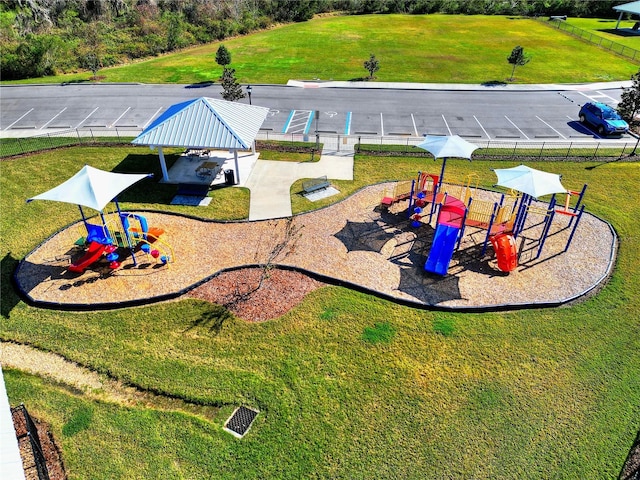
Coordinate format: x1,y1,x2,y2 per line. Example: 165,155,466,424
416,135,478,160
494,165,567,198
27,165,151,211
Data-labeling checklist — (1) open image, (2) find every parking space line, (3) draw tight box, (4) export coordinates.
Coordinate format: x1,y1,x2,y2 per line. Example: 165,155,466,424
304,110,314,134
596,91,619,103
143,107,164,129
380,113,384,136
535,116,566,139
441,115,452,136
504,115,529,140
5,108,34,130
345,112,352,135
76,107,99,128
282,110,295,133
568,114,600,138
473,115,490,139
111,107,131,127
411,114,418,137
40,107,67,129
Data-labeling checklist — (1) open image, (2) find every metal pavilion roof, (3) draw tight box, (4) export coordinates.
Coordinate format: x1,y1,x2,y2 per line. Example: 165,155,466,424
132,97,270,149
614,0,640,16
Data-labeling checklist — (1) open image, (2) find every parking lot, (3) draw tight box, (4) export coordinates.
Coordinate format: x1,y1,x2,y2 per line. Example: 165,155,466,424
0,83,632,142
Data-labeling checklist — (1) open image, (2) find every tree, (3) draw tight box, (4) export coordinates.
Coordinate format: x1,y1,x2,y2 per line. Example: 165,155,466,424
364,53,380,80
507,45,530,81
220,66,246,102
618,68,640,131
215,44,231,68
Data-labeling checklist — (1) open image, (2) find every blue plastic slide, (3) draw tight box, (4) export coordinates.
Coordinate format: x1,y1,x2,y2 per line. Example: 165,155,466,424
424,223,460,275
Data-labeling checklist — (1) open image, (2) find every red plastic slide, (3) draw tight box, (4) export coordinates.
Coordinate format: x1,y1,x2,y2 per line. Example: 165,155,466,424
68,241,107,273
489,233,518,272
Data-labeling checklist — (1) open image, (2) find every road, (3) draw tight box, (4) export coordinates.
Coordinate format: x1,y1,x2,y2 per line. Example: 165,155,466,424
0,82,630,141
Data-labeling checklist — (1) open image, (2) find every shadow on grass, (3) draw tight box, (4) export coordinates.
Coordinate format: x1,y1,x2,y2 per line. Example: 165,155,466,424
185,81,216,89
112,153,180,205
599,28,640,38
482,80,507,87
183,305,233,336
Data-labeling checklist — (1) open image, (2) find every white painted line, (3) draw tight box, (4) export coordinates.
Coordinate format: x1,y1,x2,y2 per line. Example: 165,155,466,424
577,91,593,101
76,107,99,128
4,108,34,130
442,114,452,136
535,116,566,139
143,107,164,129
568,115,600,137
110,107,131,127
504,115,529,140
411,113,418,137
473,115,491,139
380,112,384,136
40,107,67,129
596,91,619,103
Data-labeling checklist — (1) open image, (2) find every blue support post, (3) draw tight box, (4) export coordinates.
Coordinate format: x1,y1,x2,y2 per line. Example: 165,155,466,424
482,202,499,256
564,204,586,252
535,198,557,260
456,205,470,251
568,184,588,228
407,179,416,218
115,199,138,266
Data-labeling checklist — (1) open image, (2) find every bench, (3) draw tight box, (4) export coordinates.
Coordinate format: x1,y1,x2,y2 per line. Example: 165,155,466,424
302,176,330,194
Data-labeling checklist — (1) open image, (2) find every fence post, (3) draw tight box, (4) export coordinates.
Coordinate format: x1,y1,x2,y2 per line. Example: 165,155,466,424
593,142,600,159
565,142,572,159
512,141,517,158
539,142,544,158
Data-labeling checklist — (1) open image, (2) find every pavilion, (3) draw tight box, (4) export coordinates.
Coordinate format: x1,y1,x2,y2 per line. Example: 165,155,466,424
132,97,270,183
613,1,640,30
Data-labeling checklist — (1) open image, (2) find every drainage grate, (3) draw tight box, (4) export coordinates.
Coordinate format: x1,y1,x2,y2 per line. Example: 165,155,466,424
224,406,259,438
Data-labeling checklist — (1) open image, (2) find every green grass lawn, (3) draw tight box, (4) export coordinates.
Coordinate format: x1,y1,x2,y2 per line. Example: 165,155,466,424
8,14,638,86
1,145,639,478
565,17,640,49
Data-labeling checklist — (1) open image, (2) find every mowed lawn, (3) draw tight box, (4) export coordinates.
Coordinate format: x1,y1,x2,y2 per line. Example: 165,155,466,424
565,16,640,49
1,145,639,479
20,14,639,85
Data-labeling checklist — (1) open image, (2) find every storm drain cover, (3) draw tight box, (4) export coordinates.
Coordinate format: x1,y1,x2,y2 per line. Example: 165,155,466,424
224,406,259,438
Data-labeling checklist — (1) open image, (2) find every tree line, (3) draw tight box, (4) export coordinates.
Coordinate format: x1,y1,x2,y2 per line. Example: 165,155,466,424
0,0,627,81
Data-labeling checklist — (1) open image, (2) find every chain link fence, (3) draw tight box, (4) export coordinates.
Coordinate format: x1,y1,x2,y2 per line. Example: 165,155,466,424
1,127,638,161
545,18,640,62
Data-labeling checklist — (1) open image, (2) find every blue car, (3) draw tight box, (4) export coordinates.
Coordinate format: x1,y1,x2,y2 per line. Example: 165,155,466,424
578,102,629,136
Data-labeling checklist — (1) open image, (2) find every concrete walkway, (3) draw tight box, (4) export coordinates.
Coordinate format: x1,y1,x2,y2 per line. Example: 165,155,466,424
245,146,354,221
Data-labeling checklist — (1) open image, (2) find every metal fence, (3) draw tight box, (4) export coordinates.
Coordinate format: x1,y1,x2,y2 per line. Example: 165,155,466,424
546,18,640,62
1,126,638,161
10,403,50,480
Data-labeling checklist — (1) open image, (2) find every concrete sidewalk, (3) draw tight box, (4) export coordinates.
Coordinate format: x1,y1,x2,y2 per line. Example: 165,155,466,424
245,146,354,221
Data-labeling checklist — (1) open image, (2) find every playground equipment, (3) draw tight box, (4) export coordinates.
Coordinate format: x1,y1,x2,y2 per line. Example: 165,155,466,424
379,165,588,276
70,209,173,272
424,194,467,275
403,172,519,274
27,165,173,273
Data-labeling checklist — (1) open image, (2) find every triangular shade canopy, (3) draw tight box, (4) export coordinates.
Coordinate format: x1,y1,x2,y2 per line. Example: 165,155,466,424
132,97,270,149
494,165,567,198
416,135,478,160
27,165,151,211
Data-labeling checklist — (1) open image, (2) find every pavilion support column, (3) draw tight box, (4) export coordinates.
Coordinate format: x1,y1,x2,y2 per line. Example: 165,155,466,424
157,146,170,182
233,149,240,185
616,11,624,29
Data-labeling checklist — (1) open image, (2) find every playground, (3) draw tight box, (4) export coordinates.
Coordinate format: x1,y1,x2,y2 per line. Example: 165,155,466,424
15,177,615,311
